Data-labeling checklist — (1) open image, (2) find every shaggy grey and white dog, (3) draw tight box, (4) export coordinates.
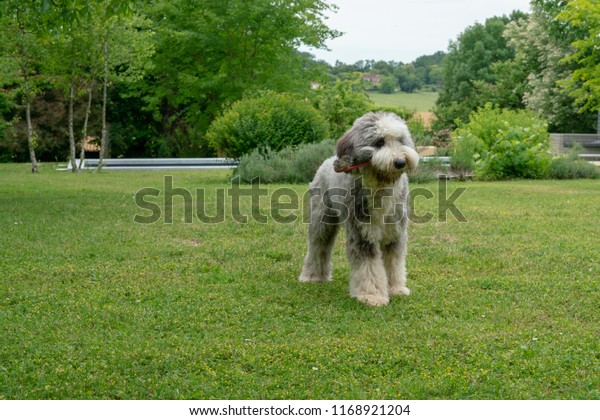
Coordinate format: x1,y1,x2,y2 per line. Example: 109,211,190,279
299,112,420,306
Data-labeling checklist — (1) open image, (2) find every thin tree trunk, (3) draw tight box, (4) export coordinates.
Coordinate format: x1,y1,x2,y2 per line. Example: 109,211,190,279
78,85,93,170
19,19,37,173
25,94,38,173
98,36,109,170
68,84,77,173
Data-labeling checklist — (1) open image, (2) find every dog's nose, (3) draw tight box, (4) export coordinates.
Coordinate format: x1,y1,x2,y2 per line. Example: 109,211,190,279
394,159,406,169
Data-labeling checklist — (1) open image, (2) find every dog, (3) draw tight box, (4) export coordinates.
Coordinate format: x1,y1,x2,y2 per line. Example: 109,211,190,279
299,112,420,306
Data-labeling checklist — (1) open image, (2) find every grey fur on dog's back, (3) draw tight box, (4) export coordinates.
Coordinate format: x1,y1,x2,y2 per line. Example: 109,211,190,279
299,112,419,306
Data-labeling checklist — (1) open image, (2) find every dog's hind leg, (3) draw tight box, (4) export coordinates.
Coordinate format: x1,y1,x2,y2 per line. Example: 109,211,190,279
346,234,389,306
299,218,339,283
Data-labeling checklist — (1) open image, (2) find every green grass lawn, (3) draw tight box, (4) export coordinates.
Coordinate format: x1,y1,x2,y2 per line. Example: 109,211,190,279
1,163,598,399
368,91,439,112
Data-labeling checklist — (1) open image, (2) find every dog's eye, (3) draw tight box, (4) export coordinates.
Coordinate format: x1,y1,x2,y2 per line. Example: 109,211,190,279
375,138,385,148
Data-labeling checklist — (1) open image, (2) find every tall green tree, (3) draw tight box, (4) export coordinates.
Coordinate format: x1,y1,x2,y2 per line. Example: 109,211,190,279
505,0,597,132
144,0,340,155
42,0,153,167
435,13,525,127
0,0,48,172
557,0,600,114
45,19,99,172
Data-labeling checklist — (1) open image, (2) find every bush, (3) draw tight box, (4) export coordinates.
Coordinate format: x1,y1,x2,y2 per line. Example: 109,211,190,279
450,132,481,180
453,104,552,180
206,91,328,157
409,158,446,183
550,145,600,179
477,126,552,180
236,139,336,183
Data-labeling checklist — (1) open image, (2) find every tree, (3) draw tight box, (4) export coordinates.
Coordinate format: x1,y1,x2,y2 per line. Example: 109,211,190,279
0,0,47,172
43,0,153,168
557,0,600,113
378,76,397,94
143,0,340,154
505,1,597,132
395,64,422,93
45,17,99,172
435,14,525,127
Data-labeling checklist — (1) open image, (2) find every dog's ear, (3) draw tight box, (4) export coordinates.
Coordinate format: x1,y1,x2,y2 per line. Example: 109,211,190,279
336,131,353,159
333,132,354,172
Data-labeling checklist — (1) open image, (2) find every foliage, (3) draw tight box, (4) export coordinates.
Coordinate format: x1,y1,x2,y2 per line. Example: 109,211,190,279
435,14,525,127
432,129,452,149
504,2,597,132
453,104,551,180
144,0,339,139
236,138,335,183
206,91,328,157
378,76,397,94
550,144,600,179
408,158,445,183
405,117,432,147
476,126,552,180
550,156,600,180
395,64,423,93
450,131,481,180
312,78,372,139
329,52,445,93
2,165,598,398
1,0,339,163
557,0,600,113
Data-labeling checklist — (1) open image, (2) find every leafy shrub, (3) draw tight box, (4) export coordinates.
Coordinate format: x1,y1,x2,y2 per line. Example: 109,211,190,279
406,116,433,147
453,104,552,180
477,126,552,180
550,145,600,179
206,91,328,157
450,132,482,180
236,139,336,183
409,159,445,184
550,157,599,179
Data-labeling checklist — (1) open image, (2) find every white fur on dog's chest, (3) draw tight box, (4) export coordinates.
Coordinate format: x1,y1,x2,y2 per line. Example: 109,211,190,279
357,186,402,245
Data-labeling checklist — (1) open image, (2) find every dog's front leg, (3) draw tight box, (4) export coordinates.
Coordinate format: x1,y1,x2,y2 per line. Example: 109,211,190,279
383,214,411,296
384,238,411,297
346,233,389,306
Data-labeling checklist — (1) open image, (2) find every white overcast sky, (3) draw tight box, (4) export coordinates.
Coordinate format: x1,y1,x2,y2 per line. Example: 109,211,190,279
305,0,531,64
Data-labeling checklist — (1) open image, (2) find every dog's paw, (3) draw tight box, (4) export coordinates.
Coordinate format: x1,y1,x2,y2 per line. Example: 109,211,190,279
299,273,331,283
354,293,389,307
389,286,411,296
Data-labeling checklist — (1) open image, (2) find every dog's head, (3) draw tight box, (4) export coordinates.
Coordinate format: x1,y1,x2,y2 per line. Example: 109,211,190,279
334,112,419,183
